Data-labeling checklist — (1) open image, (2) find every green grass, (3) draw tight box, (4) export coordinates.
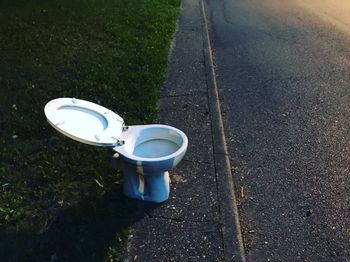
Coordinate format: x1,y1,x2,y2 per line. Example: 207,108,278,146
0,0,180,260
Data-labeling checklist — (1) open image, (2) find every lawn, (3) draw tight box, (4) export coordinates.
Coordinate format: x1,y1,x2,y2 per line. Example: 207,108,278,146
0,0,179,260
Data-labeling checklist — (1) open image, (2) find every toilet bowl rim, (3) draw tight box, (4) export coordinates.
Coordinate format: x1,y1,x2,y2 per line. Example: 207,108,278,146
113,124,188,162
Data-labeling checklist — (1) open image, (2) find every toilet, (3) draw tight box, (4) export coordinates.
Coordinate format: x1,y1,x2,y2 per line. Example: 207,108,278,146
44,98,188,203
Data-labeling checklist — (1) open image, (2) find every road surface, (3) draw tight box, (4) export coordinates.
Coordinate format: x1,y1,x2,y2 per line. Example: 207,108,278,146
206,0,350,260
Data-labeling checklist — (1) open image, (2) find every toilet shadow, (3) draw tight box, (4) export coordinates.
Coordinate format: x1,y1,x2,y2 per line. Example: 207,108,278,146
132,198,163,219
0,186,160,262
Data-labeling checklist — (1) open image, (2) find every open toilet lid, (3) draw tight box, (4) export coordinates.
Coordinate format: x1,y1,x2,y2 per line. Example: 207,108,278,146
44,98,124,147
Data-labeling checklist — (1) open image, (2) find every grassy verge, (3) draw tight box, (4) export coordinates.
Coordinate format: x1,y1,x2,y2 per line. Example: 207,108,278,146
0,0,179,261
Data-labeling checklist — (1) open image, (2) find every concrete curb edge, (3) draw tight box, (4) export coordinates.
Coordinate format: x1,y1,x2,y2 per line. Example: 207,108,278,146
200,1,247,261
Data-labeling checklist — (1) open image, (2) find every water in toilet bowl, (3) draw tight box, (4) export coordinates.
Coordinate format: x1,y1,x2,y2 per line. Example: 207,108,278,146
133,139,179,158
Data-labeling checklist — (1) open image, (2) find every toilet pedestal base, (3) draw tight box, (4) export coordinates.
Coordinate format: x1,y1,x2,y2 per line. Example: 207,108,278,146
123,170,170,203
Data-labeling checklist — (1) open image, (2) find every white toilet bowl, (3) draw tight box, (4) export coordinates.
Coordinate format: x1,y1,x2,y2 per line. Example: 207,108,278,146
112,124,187,202
44,98,188,203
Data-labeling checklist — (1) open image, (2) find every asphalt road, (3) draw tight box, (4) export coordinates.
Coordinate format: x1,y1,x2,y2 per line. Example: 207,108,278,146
206,0,350,260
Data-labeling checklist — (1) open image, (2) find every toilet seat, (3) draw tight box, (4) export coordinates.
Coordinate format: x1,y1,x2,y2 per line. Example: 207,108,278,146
44,98,124,147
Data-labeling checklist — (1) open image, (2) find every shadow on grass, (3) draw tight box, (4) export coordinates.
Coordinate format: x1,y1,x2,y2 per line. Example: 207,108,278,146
0,185,160,262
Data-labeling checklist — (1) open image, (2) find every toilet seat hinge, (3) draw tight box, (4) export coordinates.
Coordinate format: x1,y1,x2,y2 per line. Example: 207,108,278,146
111,136,124,146
116,140,125,146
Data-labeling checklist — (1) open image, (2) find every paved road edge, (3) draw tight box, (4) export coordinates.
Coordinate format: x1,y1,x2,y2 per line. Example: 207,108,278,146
200,1,247,261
